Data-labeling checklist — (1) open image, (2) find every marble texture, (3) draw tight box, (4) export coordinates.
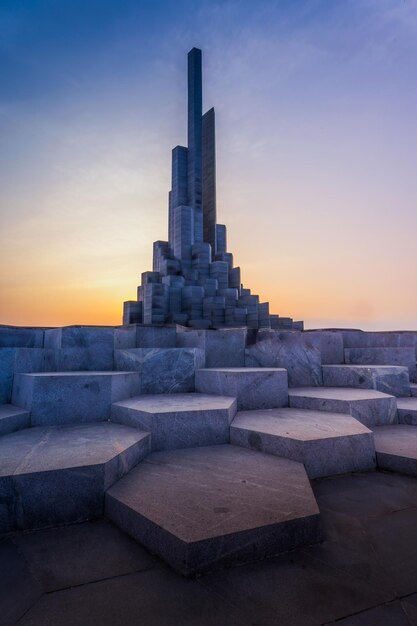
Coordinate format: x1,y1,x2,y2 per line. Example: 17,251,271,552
176,328,247,367
0,422,150,532
373,425,417,477
304,331,344,364
344,347,417,381
341,330,416,349
12,371,141,426
111,392,237,450
114,348,205,393
322,365,410,397
0,403,30,436
105,444,321,576
289,387,398,428
245,330,323,387
195,367,288,410
396,397,417,425
231,407,375,479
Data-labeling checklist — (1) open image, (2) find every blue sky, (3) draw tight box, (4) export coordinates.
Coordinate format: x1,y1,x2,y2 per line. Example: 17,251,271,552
1,0,417,328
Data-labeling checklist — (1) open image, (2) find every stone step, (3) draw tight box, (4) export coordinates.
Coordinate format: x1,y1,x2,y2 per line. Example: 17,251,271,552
373,425,417,477
396,397,417,425
288,387,397,428
410,383,417,397
105,444,321,576
195,367,288,410
0,422,150,532
344,347,417,381
322,364,410,397
0,404,30,437
114,348,204,393
111,393,237,451
12,371,141,426
230,408,375,479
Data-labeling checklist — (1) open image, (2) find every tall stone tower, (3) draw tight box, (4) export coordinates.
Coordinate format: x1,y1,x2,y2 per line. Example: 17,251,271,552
123,48,302,331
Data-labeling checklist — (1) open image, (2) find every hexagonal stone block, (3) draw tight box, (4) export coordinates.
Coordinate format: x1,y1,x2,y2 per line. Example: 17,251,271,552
289,387,397,428
0,422,150,532
396,397,417,425
231,408,375,478
195,368,288,410
322,365,410,397
373,424,417,477
105,445,321,576
111,393,237,450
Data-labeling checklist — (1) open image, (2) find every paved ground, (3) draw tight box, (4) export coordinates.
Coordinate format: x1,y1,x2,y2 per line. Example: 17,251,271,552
2,469,417,626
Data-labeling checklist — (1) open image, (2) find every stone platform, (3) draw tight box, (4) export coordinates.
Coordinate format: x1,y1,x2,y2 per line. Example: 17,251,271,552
373,424,417,476
111,393,236,450
0,422,150,532
105,444,321,576
230,407,375,478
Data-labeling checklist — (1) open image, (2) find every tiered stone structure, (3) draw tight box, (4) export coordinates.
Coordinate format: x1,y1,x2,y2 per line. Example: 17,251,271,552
123,48,302,331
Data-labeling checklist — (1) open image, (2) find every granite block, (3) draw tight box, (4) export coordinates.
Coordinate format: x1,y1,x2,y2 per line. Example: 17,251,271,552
0,404,30,436
304,331,344,364
231,408,375,478
245,330,323,386
195,367,288,410
12,371,141,426
397,397,417,425
105,445,321,576
0,347,55,404
0,422,150,532
373,425,417,477
289,387,398,428
0,326,44,348
44,326,115,350
322,365,410,397
111,393,237,450
344,347,417,381
114,348,205,393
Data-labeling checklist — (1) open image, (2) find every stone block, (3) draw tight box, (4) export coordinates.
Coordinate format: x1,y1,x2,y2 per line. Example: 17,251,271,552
289,387,397,428
344,347,417,381
245,330,322,387
12,372,141,426
44,326,115,350
0,327,44,348
342,330,416,349
0,404,30,437
111,393,236,450
322,365,410,397
176,328,247,367
396,398,417,425
135,325,177,348
304,331,344,364
114,348,205,393
195,367,288,410
0,422,150,532
0,348,55,404
373,424,417,477
105,445,321,576
231,407,375,478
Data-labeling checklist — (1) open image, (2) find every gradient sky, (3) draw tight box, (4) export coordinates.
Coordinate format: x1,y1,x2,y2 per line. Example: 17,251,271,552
1,0,417,329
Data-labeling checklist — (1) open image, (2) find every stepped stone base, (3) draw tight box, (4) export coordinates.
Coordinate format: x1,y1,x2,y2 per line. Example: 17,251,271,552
373,425,417,476
396,398,417,425
231,408,375,478
114,348,205,393
111,393,236,450
12,371,141,426
288,387,397,428
0,423,150,532
195,367,288,410
105,444,321,576
322,364,410,397
0,404,30,437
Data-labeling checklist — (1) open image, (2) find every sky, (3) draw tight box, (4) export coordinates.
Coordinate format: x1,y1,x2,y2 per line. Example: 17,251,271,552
1,0,417,330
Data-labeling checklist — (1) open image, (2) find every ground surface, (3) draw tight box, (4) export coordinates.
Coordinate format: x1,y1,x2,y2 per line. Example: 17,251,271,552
2,469,417,626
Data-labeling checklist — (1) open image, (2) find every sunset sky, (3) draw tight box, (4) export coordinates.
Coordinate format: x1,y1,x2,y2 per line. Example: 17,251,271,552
1,0,417,330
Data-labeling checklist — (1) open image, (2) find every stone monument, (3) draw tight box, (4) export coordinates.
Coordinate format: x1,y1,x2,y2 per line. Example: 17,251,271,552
123,48,302,331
